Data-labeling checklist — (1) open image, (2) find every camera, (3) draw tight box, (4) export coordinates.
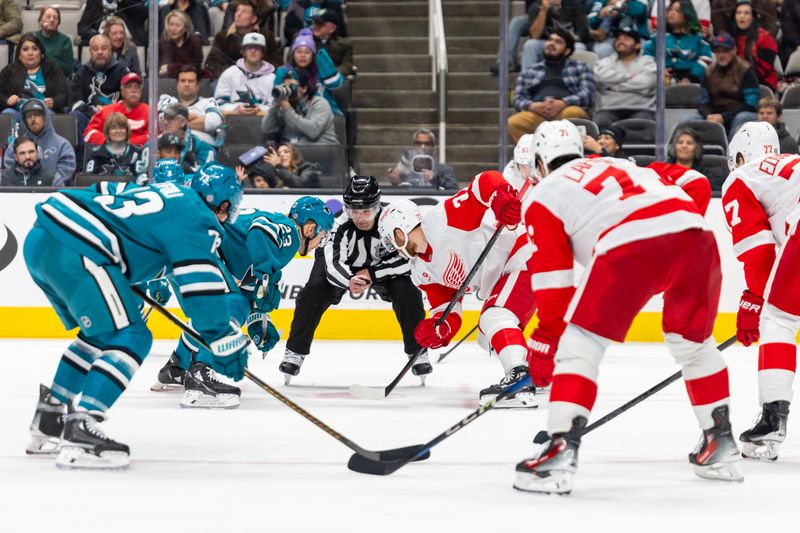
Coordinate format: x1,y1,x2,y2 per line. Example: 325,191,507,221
411,154,434,173
272,84,298,100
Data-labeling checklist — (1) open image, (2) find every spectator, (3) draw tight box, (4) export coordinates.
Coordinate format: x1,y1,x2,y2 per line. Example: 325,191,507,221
84,111,147,182
251,141,322,188
311,9,354,77
1,136,55,186
261,67,339,145
157,133,184,161
205,0,282,78
593,26,656,128
0,33,69,119
583,124,629,158
643,0,711,84
667,126,705,169
508,29,595,143
275,28,344,115
284,0,346,43
757,98,799,154
0,0,22,48
520,0,590,70
84,72,149,146
103,16,141,74
778,0,800,69
244,165,272,188
711,0,777,36
78,0,148,47
159,0,212,43
730,0,778,91
492,0,536,74
162,64,223,146
159,10,205,78
695,32,759,135
69,34,129,147
214,32,275,116
588,0,650,59
3,99,76,186
35,5,74,79
156,102,216,173
219,0,277,33
651,0,711,39
387,129,459,190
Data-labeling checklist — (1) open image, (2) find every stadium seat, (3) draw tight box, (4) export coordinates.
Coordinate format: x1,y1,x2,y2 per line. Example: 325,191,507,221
295,143,347,180
333,115,346,146
700,154,730,192
672,120,728,156
571,49,599,70
786,50,800,77
73,173,130,187
0,111,10,143
209,6,226,37
631,154,656,167
782,86,800,109
665,84,700,108
615,118,656,156
567,118,599,138
50,114,78,147
0,43,8,71
225,115,264,144
759,85,774,100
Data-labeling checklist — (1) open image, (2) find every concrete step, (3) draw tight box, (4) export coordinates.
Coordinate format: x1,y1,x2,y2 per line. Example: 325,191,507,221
354,90,435,108
352,37,427,55
447,72,518,91
357,124,500,145
448,90,498,107
347,1,499,17
356,54,432,73
444,17,499,36
357,107,502,124
448,36,498,55
347,17,428,37
357,144,509,164
356,72,431,90
448,54,496,73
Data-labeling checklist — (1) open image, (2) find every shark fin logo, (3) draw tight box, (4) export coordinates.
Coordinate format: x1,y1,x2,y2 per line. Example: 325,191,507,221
0,225,18,272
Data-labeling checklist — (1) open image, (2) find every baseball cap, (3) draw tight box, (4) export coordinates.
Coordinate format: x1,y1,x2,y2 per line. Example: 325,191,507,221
121,72,142,85
241,32,266,50
162,102,189,119
158,133,185,150
312,9,342,27
21,98,46,115
711,32,735,51
615,26,640,44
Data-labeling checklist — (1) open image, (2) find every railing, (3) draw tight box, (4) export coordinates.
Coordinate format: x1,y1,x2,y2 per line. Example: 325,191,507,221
429,0,448,162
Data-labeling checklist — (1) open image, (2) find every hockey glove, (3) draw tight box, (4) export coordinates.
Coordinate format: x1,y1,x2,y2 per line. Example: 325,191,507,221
414,313,462,350
147,277,172,305
245,311,280,356
209,326,249,381
254,275,281,313
490,183,521,227
737,290,764,347
528,334,558,387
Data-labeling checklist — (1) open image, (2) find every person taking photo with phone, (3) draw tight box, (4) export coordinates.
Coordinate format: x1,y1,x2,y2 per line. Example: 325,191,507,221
386,129,458,190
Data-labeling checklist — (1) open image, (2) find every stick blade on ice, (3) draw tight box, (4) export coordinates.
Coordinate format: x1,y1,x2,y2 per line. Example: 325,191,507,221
349,383,387,399
347,453,405,476
378,444,430,462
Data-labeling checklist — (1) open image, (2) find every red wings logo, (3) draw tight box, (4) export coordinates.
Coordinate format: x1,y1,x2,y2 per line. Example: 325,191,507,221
442,249,466,289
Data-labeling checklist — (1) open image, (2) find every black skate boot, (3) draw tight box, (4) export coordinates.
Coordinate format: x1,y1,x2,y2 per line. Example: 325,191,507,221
180,362,241,409
740,400,790,461
513,416,586,495
55,409,130,470
150,352,186,392
479,365,539,408
26,384,66,455
689,405,744,482
410,350,432,385
279,349,306,385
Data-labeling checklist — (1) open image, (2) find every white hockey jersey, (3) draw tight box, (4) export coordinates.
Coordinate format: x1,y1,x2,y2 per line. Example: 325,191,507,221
410,170,533,315
721,153,800,295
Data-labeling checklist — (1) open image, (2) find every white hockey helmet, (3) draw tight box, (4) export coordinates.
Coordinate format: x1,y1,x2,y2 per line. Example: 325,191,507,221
728,121,780,171
530,120,584,179
514,133,534,167
378,199,423,259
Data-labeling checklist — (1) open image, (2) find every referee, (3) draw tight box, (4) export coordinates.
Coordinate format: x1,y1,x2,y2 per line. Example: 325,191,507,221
279,176,429,382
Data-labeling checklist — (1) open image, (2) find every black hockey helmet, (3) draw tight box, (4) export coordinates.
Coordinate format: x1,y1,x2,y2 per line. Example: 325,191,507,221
343,175,381,210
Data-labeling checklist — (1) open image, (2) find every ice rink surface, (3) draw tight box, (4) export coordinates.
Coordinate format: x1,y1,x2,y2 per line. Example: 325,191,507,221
1,337,797,533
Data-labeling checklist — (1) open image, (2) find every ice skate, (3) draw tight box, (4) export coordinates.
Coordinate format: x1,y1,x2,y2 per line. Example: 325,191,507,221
279,349,306,385
26,384,66,455
513,417,585,495
180,363,241,409
479,365,540,408
410,350,432,386
55,410,130,470
689,405,744,482
740,400,789,461
150,352,186,392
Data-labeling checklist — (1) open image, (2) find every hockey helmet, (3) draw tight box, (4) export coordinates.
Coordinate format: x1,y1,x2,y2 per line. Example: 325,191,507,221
151,158,187,185
378,199,423,260
191,162,243,223
728,121,779,171
514,133,534,167
343,175,381,210
530,120,583,179
289,196,335,238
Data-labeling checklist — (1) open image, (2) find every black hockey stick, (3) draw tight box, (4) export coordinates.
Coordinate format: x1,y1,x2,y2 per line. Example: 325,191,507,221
436,324,479,363
132,285,430,463
349,180,533,400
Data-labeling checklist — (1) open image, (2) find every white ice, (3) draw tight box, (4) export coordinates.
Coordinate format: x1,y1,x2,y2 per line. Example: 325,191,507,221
0,338,797,533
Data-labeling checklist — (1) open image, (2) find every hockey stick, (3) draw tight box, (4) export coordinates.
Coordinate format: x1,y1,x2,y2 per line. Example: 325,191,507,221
349,180,532,400
132,285,431,463
436,324,479,363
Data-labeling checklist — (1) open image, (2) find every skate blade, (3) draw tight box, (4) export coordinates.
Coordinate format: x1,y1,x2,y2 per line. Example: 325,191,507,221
179,390,240,409
481,392,541,409
283,374,293,386
419,375,426,387
742,440,781,462
693,461,744,482
513,470,573,495
150,381,183,392
26,434,61,455
55,446,129,471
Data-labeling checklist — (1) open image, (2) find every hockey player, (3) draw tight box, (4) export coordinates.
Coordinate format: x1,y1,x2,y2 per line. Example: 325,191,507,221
281,176,427,383
24,167,249,470
152,193,335,406
721,121,794,461
514,120,741,494
378,171,539,407
503,133,534,192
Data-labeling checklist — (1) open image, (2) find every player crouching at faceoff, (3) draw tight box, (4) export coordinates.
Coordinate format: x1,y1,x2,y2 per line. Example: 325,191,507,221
151,182,334,408
378,170,540,407
514,120,741,494
722,122,795,461
25,167,249,469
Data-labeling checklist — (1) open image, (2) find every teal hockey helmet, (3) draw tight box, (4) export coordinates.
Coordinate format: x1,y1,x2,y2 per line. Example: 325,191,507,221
151,158,187,185
289,196,334,236
191,162,243,223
